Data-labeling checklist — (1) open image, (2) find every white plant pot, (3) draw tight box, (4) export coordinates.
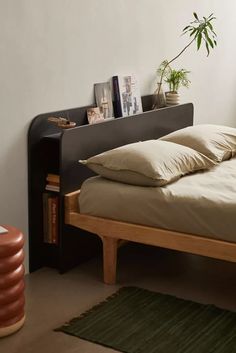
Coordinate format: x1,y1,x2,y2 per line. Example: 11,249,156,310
165,92,180,106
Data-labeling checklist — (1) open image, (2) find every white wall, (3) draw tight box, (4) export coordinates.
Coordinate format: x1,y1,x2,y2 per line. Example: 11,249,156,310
1,1,236,272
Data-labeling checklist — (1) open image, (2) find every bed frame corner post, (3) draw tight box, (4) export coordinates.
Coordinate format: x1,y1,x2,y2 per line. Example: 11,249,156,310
64,190,80,225
101,236,118,285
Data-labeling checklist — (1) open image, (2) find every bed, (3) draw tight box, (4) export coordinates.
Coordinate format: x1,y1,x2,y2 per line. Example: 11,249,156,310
64,103,236,284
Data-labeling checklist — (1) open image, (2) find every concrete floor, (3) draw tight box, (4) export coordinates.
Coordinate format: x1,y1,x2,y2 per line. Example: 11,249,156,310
1,244,236,353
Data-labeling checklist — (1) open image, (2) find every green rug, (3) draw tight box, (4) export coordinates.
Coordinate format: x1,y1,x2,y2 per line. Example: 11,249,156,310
55,287,236,353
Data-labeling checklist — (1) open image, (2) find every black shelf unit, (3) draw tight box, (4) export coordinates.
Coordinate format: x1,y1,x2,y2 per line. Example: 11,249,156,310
28,95,154,273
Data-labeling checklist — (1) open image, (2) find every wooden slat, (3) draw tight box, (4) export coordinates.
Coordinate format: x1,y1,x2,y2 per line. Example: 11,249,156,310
66,211,236,264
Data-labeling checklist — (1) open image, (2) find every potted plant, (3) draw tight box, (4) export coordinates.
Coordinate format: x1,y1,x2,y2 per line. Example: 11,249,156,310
153,12,217,109
157,61,190,106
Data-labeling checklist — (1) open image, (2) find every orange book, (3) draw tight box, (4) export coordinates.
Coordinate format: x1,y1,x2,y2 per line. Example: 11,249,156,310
47,181,59,187
46,174,60,183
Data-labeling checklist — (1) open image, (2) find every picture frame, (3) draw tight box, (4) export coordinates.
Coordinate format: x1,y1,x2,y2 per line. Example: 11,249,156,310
87,107,105,124
94,82,114,119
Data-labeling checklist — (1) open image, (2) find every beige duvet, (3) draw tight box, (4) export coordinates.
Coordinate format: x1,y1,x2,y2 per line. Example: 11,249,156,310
79,158,236,243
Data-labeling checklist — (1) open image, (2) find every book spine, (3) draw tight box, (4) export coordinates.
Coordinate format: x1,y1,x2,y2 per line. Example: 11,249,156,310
43,194,59,245
43,193,49,243
46,174,60,183
51,196,59,245
45,185,60,192
112,76,122,118
47,181,59,187
47,196,52,243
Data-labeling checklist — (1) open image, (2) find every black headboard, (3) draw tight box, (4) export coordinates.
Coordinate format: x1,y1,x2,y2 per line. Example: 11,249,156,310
60,103,194,194
28,101,193,272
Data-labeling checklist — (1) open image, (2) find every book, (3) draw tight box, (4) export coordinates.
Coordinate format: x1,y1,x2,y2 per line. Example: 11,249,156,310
112,76,122,118
51,196,59,244
43,193,59,244
45,185,60,192
112,74,143,117
46,181,59,187
87,107,105,124
47,196,52,243
46,173,60,192
46,174,60,183
43,193,49,243
94,82,114,119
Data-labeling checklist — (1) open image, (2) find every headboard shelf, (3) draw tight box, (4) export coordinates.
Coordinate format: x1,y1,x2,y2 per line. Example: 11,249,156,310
28,100,194,273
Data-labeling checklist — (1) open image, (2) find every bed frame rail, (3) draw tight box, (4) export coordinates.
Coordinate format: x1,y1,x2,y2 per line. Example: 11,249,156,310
65,191,236,284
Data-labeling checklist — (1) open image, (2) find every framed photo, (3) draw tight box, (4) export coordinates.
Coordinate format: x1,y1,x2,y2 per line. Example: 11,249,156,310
94,82,114,119
87,107,105,124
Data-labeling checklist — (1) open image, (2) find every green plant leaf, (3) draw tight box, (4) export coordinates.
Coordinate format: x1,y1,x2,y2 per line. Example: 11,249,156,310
190,27,198,37
207,36,214,48
183,25,191,31
182,26,195,36
208,22,213,30
156,12,217,90
161,65,190,92
197,33,202,50
210,28,217,37
204,29,214,48
205,41,210,56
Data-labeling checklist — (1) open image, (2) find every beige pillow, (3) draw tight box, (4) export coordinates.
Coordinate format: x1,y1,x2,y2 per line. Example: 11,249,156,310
79,140,216,186
161,124,236,162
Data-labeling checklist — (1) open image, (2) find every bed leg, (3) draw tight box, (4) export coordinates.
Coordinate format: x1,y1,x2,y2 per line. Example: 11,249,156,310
102,236,118,285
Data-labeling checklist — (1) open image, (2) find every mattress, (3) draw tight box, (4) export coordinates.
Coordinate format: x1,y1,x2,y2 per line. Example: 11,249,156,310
79,157,236,243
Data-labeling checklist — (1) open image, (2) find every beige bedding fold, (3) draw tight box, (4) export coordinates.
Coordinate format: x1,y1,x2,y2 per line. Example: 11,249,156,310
79,158,236,243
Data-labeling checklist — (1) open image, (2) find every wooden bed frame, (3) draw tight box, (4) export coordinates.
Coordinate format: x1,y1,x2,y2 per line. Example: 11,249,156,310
63,103,236,284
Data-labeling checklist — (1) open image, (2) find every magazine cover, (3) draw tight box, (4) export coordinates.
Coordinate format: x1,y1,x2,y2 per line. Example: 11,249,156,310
113,74,143,117
94,82,114,119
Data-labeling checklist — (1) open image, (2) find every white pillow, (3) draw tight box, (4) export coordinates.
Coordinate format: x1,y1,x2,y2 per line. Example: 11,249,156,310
161,124,236,162
79,139,216,186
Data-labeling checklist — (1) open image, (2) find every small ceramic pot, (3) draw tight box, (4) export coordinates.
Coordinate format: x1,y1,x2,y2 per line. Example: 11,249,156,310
165,92,180,106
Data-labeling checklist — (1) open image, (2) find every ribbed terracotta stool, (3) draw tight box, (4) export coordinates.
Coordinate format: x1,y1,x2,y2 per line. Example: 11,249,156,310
0,225,25,338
